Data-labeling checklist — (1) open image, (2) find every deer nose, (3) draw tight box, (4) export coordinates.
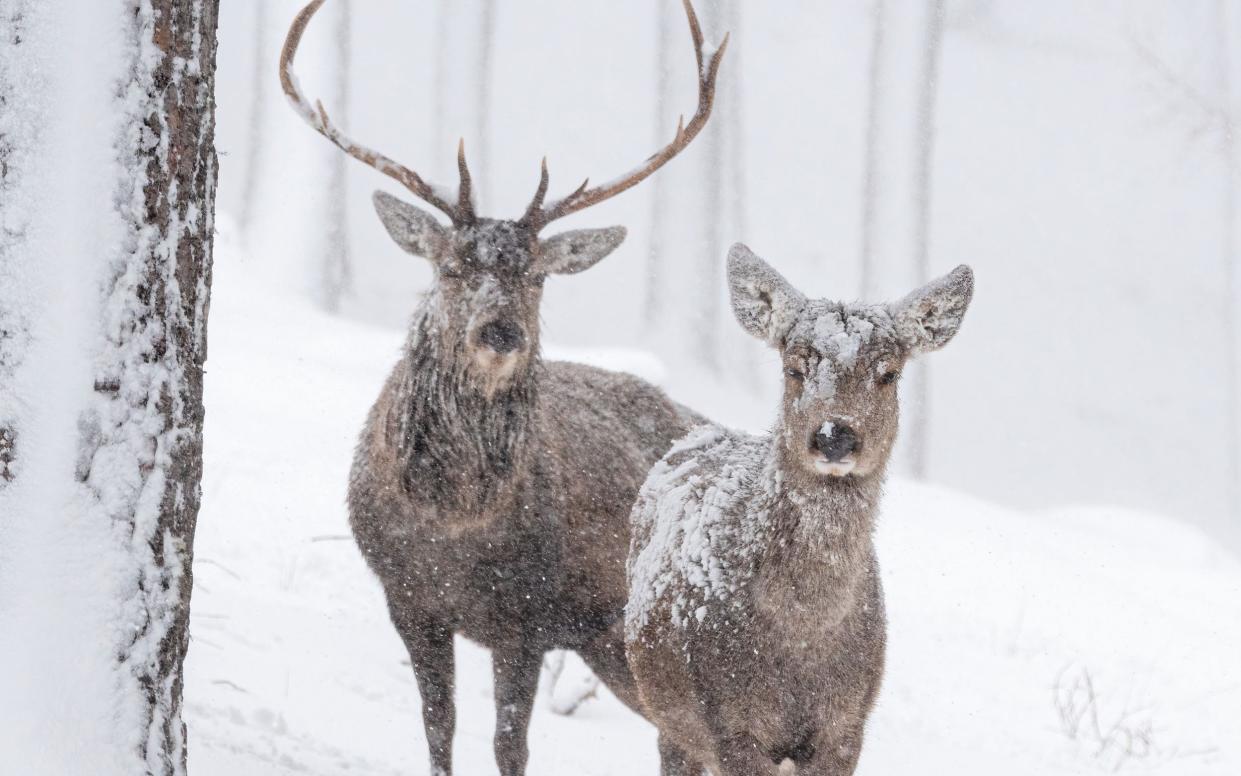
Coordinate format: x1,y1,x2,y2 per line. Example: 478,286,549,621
813,422,860,462
477,320,525,354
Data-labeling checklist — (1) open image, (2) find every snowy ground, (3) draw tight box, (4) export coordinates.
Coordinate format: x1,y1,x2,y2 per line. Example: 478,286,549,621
187,226,1241,775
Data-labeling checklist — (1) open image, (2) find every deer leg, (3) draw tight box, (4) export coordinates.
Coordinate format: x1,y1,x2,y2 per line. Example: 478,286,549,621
658,732,706,776
576,621,644,713
797,728,864,776
491,645,542,776
714,733,781,776
397,620,455,776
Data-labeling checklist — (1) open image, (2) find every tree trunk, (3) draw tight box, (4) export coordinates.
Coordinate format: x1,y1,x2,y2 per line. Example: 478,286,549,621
322,0,352,313
908,0,946,480
432,1,454,159
1214,0,1240,542
0,1,34,489
643,0,674,331
239,0,267,238
474,0,496,210
0,1,219,773
696,0,729,370
856,0,943,476
859,0,887,300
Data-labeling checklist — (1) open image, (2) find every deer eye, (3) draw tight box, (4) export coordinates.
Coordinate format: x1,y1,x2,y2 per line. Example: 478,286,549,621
878,370,900,386
785,365,806,381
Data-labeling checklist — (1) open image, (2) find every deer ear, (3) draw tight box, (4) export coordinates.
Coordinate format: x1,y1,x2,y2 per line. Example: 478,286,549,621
372,191,449,259
536,226,627,275
892,265,974,354
727,243,806,347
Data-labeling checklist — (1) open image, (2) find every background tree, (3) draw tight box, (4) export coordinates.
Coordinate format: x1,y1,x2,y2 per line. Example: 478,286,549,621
239,0,346,309
856,0,946,478
322,0,353,312
643,0,674,331
859,0,887,300
0,1,33,489
908,0,947,478
0,1,219,772
1131,0,1240,536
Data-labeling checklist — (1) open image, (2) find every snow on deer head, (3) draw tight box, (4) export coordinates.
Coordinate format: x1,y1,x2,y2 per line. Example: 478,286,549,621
727,243,973,480
281,0,727,393
372,192,626,391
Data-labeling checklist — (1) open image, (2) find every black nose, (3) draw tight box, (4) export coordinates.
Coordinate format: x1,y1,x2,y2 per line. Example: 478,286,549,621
812,423,860,462
477,320,525,354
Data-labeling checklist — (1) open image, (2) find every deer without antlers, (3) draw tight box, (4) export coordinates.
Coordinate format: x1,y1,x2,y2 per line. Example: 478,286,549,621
626,245,975,775
279,2,728,775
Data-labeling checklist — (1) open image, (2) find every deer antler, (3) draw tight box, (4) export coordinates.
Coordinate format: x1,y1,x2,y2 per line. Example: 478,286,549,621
520,0,730,231
279,0,476,225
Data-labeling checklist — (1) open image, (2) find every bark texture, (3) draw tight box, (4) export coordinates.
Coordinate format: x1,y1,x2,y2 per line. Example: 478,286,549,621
101,1,219,770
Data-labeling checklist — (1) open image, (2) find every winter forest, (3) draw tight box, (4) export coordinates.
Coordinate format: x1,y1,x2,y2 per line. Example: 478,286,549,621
1,0,1240,774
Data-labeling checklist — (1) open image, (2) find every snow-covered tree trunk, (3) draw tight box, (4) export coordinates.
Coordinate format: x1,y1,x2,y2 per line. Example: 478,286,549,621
0,2,219,773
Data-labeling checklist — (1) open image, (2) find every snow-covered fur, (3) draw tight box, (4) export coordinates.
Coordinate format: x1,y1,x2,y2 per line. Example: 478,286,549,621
626,244,973,776
348,191,700,776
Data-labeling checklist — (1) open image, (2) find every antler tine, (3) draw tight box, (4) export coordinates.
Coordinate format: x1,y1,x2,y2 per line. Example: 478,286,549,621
279,0,470,224
524,0,729,230
456,139,476,222
519,158,551,226
681,0,706,70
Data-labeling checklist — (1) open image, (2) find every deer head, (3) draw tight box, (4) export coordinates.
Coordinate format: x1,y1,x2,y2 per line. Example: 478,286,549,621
727,244,973,480
280,0,728,391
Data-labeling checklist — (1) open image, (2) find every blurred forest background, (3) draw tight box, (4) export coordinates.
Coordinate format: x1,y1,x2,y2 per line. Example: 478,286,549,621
214,0,1241,554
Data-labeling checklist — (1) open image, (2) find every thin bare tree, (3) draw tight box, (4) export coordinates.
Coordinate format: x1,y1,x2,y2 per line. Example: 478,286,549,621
240,1,268,237
696,0,730,369
432,1,453,158
695,0,746,372
1214,0,1240,536
475,0,496,209
1131,3,1240,536
322,0,352,312
643,0,674,330
859,0,887,301
0,1,33,489
908,0,946,479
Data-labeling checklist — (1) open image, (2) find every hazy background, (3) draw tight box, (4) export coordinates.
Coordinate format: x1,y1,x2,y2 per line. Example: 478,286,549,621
213,0,1241,553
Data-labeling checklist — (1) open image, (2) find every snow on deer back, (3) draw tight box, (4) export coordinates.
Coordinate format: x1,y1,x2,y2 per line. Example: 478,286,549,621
625,244,973,776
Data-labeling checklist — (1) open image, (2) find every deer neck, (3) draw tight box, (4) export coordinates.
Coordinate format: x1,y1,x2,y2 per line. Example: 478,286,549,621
390,301,539,519
752,444,885,628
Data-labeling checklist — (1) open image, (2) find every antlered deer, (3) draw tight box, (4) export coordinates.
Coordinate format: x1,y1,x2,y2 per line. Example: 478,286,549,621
279,2,727,774
626,244,974,775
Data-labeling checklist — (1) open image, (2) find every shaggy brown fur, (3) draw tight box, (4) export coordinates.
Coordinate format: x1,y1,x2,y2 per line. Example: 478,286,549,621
626,244,974,775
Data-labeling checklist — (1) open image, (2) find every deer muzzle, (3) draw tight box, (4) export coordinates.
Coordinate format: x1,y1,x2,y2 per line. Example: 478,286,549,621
811,421,860,476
